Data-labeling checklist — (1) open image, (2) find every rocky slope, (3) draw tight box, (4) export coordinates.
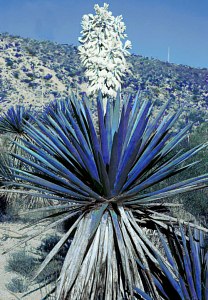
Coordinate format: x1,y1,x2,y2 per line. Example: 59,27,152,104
0,32,208,125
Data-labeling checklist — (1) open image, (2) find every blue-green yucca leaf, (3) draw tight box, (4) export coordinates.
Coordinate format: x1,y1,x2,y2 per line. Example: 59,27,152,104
152,276,170,299
173,226,207,300
41,98,73,127
11,168,90,200
156,255,185,299
179,225,202,299
108,106,126,189
188,227,202,299
121,127,199,196
135,226,208,300
112,90,121,136
97,94,110,165
122,133,173,192
125,159,200,199
87,203,109,246
121,98,151,156
0,105,37,157
83,99,111,196
30,126,84,172
142,99,170,140
113,100,151,195
21,139,100,201
134,287,153,300
124,174,208,205
32,118,88,170
122,93,140,148
69,96,90,142
105,100,113,155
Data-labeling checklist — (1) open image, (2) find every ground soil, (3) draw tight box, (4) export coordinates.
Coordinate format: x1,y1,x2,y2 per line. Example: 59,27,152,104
0,221,56,300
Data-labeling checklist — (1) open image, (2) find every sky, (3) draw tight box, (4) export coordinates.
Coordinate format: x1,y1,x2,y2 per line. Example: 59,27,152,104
0,0,208,68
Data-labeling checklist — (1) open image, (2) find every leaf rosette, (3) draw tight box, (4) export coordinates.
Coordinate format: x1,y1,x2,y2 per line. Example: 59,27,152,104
3,93,208,299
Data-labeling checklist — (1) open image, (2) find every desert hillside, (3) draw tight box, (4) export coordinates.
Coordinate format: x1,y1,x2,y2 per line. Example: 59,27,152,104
0,33,207,125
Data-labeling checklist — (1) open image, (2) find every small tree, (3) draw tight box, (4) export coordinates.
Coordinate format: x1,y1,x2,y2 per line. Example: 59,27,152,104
78,3,131,106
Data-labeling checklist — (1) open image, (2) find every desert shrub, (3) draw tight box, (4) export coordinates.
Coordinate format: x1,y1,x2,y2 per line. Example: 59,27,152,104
44,74,53,80
5,235,70,292
39,235,70,256
0,149,18,218
6,276,28,293
25,46,36,56
37,235,61,254
0,195,7,218
34,236,71,291
13,71,19,79
37,235,71,260
5,58,14,67
6,250,37,278
166,123,208,219
0,148,37,218
35,259,61,284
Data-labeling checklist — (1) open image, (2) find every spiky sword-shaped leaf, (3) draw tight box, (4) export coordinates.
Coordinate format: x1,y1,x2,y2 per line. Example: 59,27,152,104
135,225,208,300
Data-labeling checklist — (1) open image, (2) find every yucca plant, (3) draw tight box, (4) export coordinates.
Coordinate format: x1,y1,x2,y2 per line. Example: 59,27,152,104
0,152,19,215
135,225,208,300
0,105,51,211
0,105,34,136
0,152,15,182
3,93,208,299
0,152,16,196
0,151,40,214
42,98,71,124
0,105,35,153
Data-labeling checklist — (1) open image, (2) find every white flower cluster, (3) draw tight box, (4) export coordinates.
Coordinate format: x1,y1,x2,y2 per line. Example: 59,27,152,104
78,3,132,99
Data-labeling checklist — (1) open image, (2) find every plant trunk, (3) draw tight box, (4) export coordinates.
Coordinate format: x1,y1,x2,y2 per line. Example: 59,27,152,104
55,208,161,300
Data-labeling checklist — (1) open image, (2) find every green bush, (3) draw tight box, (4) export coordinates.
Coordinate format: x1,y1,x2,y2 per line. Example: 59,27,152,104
170,123,208,218
6,276,28,293
6,250,37,278
6,236,67,291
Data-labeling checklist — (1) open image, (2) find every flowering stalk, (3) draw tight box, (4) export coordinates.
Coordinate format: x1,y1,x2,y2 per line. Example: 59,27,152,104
79,3,131,108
